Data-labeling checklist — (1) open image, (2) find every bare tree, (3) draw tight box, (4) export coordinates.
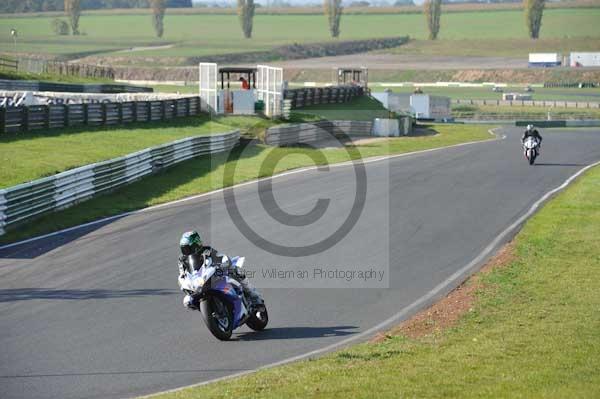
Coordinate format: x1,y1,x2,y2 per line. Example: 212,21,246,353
150,0,166,38
237,0,255,39
424,0,441,40
324,0,343,38
64,0,81,35
524,0,545,39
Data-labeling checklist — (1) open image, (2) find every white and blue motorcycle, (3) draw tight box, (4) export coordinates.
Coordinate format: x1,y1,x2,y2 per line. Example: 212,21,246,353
523,136,540,165
178,255,268,340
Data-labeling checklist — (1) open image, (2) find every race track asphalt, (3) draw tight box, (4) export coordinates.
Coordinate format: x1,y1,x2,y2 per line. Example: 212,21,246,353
1,127,599,399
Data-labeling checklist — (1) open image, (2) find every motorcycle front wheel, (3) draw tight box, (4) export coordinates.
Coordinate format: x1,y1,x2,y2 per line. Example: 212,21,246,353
200,296,233,341
246,306,269,331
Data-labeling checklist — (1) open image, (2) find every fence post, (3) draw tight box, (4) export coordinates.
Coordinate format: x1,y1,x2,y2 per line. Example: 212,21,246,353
117,102,123,124
101,103,107,125
0,107,5,134
83,103,89,125
173,99,178,118
186,98,191,116
147,101,151,122
63,104,69,127
45,105,50,129
161,100,166,121
132,101,138,122
22,107,29,132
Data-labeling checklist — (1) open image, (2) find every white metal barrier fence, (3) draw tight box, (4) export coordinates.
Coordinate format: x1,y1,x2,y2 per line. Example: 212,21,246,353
453,98,600,109
0,131,240,235
199,63,218,113
265,120,374,146
257,65,283,118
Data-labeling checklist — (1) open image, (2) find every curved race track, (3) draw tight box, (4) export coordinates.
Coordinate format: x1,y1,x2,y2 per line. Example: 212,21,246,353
1,127,599,399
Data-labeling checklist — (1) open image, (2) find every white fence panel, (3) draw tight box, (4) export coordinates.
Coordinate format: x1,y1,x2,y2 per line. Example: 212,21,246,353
199,63,218,113
257,65,283,118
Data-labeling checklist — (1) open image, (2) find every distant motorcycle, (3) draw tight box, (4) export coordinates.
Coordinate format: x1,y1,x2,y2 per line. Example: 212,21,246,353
523,136,540,165
178,255,268,340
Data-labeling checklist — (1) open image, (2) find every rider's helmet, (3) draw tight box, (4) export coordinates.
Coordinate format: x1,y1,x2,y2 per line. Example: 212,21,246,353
526,124,534,132
180,230,203,256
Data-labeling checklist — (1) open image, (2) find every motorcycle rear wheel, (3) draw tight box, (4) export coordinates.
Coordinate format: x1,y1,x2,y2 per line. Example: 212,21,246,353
200,296,233,341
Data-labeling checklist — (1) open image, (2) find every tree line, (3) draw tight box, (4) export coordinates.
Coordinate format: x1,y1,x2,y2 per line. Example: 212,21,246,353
0,0,191,13
422,0,545,40
7,0,547,41
236,0,546,40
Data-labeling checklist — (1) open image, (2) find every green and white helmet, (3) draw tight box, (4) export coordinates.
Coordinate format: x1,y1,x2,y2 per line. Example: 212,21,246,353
180,230,202,256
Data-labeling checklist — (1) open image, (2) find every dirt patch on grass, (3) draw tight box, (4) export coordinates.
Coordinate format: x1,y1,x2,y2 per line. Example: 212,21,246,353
373,241,516,342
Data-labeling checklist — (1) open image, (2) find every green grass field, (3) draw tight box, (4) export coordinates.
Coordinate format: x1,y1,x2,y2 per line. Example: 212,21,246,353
452,104,600,120
149,162,600,399
0,115,231,188
0,123,493,244
377,86,600,102
1,9,598,63
380,37,600,58
293,96,397,121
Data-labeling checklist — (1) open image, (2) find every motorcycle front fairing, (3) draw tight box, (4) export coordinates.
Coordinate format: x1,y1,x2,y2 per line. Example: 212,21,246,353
209,276,248,329
523,137,539,150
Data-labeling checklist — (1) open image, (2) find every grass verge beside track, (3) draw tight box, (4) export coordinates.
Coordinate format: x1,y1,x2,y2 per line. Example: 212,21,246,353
452,104,600,120
0,70,114,83
375,86,600,103
147,164,600,399
292,96,396,121
0,115,231,188
0,124,492,244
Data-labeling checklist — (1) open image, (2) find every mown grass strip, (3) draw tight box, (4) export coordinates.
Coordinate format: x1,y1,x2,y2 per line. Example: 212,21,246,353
147,164,600,399
1,124,492,244
0,115,231,188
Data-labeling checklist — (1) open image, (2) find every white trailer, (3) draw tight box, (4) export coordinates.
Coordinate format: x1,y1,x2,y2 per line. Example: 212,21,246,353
372,90,411,114
410,94,451,120
528,53,561,68
374,91,449,120
570,52,600,67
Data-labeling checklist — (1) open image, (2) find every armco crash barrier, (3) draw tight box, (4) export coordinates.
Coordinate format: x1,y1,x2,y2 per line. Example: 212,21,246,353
0,79,151,94
1,97,202,134
265,120,373,146
265,118,413,146
515,120,567,128
0,131,240,235
284,86,364,109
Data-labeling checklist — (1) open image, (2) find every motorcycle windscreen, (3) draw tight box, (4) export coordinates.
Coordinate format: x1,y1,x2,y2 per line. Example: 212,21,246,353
188,254,204,272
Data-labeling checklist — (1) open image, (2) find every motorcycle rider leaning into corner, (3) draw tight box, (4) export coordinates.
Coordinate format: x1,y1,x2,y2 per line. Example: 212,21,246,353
522,124,543,150
177,230,263,310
